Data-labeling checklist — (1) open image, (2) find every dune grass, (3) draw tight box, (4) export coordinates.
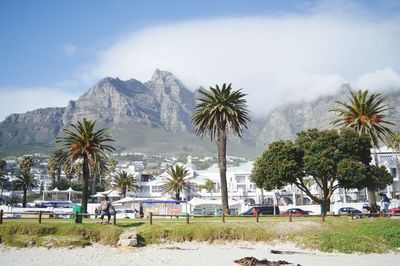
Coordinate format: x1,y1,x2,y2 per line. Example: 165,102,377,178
1,216,399,253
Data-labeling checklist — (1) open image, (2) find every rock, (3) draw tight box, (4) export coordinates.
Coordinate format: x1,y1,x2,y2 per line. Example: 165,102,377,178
117,230,138,247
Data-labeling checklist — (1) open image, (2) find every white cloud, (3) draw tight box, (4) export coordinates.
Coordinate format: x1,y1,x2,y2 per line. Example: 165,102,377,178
352,68,400,92
0,87,80,121
79,13,400,116
62,44,77,57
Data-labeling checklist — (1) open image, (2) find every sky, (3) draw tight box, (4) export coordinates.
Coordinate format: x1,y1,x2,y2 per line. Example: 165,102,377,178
1,0,400,121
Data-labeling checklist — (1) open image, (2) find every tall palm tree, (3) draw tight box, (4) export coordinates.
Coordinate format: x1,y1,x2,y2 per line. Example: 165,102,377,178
161,165,193,200
330,89,394,212
113,170,137,198
14,171,38,207
57,119,115,212
192,83,251,214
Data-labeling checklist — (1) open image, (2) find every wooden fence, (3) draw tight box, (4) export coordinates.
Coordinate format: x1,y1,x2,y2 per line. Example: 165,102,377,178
147,211,400,225
0,209,398,226
0,209,117,225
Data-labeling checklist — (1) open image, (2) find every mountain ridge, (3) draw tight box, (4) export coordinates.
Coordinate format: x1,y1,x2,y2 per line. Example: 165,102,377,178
1,70,400,157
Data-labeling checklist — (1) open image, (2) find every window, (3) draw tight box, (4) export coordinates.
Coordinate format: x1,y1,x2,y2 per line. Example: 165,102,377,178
151,185,163,193
140,186,150,193
235,175,246,183
141,174,152,182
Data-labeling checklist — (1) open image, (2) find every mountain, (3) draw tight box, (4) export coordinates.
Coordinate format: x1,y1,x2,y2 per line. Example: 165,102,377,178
0,70,257,156
1,70,400,158
258,86,400,145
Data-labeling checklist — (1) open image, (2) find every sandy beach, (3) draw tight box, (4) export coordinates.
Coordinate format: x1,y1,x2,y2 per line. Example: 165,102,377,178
1,241,399,266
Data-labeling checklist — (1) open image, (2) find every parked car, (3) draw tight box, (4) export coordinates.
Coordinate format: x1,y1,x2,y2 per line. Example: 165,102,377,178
388,201,400,214
115,209,139,219
240,205,280,216
336,207,362,215
280,208,311,216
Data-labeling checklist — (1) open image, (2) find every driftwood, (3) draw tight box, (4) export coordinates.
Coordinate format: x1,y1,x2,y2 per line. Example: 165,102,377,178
161,246,199,250
234,256,299,266
271,249,315,255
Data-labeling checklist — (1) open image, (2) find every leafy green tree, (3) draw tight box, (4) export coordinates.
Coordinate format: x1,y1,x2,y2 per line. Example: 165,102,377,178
330,89,394,212
14,172,38,207
251,129,392,214
161,165,193,200
113,170,137,198
57,119,115,212
191,83,251,214
18,156,34,174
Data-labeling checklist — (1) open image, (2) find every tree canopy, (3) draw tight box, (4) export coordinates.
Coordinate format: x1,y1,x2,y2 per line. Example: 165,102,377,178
251,128,392,213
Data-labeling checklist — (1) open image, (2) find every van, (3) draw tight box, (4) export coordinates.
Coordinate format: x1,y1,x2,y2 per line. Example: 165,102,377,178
240,205,280,216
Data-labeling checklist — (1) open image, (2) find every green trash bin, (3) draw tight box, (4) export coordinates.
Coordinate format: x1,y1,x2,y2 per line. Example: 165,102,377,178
71,204,83,223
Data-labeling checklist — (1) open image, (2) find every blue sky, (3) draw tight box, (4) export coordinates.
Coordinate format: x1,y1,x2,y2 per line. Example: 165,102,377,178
1,0,400,120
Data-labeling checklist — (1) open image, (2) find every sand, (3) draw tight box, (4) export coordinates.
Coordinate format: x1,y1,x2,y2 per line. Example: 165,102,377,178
1,241,399,266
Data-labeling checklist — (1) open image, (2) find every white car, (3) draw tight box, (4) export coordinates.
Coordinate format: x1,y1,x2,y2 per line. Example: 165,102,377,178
115,209,138,219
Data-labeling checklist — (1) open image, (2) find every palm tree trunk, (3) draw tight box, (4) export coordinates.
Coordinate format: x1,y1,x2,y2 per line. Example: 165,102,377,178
368,150,379,213
217,127,230,215
57,167,61,182
23,188,27,208
82,155,90,213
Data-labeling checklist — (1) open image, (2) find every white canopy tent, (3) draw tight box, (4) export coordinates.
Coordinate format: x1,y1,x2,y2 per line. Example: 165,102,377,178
42,187,81,201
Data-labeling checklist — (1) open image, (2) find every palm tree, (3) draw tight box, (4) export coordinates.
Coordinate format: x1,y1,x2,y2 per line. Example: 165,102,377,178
330,89,394,212
18,156,34,174
191,83,251,214
200,179,215,199
0,159,6,199
90,154,109,194
57,119,115,212
113,170,137,198
14,171,38,207
161,165,193,200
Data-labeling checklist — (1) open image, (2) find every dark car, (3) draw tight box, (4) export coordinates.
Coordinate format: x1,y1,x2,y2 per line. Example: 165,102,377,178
336,207,362,215
240,205,280,216
280,208,310,216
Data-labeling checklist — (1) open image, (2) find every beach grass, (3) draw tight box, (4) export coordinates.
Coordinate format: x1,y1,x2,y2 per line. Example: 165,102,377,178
1,216,399,253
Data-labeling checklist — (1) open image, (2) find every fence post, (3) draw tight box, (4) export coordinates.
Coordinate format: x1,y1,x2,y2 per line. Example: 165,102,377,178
186,213,190,224
256,211,259,223
113,212,117,225
149,212,153,225
74,212,79,224
0,209,3,224
289,212,292,222
222,212,225,223
38,211,42,224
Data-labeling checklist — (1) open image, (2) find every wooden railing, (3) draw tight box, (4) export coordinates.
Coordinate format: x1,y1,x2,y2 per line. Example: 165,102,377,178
0,209,398,226
147,211,400,225
0,209,117,225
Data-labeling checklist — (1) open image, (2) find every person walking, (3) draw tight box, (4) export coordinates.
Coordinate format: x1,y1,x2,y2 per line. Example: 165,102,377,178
99,196,115,224
379,193,390,213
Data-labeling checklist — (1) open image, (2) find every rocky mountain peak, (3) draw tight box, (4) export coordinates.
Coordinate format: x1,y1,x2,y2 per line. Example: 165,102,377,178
150,69,176,84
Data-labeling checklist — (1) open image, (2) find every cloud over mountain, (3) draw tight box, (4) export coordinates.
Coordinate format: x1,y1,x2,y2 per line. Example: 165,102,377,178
81,11,400,117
